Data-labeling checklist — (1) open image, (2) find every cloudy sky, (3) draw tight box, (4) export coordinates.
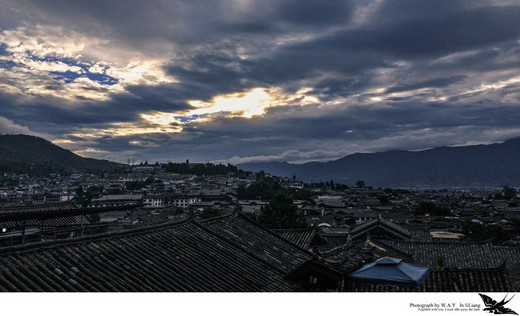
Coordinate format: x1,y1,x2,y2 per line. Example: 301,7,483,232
1,0,520,164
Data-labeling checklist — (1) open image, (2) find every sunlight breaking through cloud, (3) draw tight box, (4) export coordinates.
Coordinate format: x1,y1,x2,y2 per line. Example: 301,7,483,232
187,88,272,119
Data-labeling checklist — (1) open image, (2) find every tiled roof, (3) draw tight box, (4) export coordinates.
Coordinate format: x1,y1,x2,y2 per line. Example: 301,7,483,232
317,236,349,252
378,240,520,270
420,267,512,292
92,194,142,202
0,215,90,228
318,244,373,273
0,202,79,215
348,266,512,292
0,213,311,291
410,229,433,242
273,228,349,253
272,229,316,250
201,215,313,274
350,217,412,240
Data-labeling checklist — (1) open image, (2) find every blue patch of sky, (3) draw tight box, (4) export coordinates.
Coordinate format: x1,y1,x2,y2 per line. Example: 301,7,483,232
86,71,118,85
0,43,17,68
0,43,9,55
50,70,81,83
37,55,119,86
176,114,204,123
0,48,119,85
0,59,16,69
50,69,118,85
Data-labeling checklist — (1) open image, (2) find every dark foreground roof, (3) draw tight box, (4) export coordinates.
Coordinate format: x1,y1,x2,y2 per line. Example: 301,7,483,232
0,213,313,292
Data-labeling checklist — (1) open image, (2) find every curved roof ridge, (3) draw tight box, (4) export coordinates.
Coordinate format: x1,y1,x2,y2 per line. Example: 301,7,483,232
383,239,495,245
0,200,79,214
193,208,238,223
0,216,192,255
235,213,315,256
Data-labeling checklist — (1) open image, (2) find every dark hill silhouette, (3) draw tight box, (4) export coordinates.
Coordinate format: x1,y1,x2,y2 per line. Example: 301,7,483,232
238,138,520,188
0,134,124,175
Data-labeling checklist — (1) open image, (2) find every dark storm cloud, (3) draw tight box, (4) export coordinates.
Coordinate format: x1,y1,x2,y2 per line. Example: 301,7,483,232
0,84,193,133
2,0,520,163
386,76,468,94
166,54,252,102
217,21,277,34
316,5,520,59
164,1,520,104
278,0,354,26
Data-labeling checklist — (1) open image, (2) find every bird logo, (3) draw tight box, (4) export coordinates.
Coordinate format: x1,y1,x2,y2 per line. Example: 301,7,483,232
479,293,517,315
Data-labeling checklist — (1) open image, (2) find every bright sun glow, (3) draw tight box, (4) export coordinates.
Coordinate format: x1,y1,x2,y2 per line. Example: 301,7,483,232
138,88,274,132
187,88,272,118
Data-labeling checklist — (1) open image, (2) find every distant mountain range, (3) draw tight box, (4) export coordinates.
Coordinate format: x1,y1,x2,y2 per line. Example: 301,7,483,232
0,134,124,175
237,138,520,188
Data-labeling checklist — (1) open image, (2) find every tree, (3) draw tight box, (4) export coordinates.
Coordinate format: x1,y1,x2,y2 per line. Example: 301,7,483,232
414,201,450,216
256,170,266,180
199,208,221,219
355,180,365,188
89,213,100,223
258,192,308,229
237,184,247,198
377,194,389,205
75,186,84,198
244,212,258,222
435,255,446,269
462,220,511,243
237,177,281,200
503,186,517,200
494,192,504,200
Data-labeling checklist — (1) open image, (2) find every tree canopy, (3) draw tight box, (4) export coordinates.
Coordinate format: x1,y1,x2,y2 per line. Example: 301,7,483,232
199,208,221,219
462,220,511,243
414,201,451,216
257,192,308,229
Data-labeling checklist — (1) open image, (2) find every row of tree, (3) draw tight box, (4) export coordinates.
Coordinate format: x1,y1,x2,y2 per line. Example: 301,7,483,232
163,162,239,176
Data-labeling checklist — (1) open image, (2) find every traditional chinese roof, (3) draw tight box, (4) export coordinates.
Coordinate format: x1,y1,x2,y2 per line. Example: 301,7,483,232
317,235,350,252
420,266,512,292
350,217,412,240
378,240,520,270
273,228,317,250
318,243,374,273
0,213,312,291
0,215,90,228
348,265,512,292
0,201,79,215
200,215,313,274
